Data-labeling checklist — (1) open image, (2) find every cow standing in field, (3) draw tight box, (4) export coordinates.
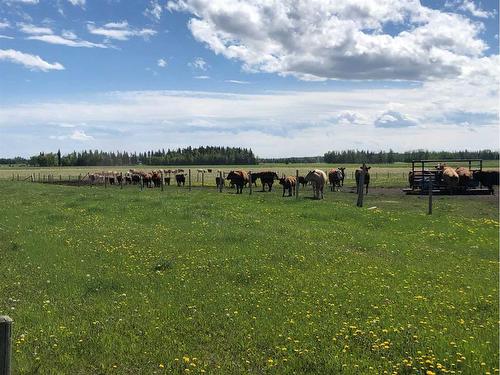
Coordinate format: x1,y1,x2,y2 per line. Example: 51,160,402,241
258,171,279,192
328,168,345,191
473,170,499,194
305,169,327,199
279,176,296,197
226,171,249,194
176,174,186,187
355,164,371,194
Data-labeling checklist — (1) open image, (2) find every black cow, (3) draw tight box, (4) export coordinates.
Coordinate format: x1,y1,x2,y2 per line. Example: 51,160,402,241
226,171,249,194
258,171,279,192
473,171,499,194
176,174,186,187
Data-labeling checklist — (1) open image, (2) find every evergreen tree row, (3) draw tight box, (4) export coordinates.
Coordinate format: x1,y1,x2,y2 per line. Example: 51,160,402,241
323,149,499,164
26,147,257,167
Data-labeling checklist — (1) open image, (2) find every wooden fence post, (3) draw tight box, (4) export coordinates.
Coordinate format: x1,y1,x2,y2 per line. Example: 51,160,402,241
188,170,191,191
296,169,299,199
219,171,223,192
0,316,12,375
161,172,164,192
249,171,252,195
201,171,205,187
356,170,365,207
120,173,123,189
140,176,144,191
428,175,433,215
104,176,107,189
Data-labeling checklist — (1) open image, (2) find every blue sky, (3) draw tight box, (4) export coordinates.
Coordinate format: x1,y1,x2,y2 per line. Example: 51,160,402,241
0,0,498,157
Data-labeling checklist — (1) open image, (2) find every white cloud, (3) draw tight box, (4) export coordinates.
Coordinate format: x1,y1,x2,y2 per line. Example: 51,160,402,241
6,0,39,3
188,57,208,70
168,0,496,82
18,23,53,35
144,0,163,22
0,21,10,29
67,0,85,7
87,21,156,41
157,58,167,68
224,79,249,84
374,110,418,128
194,75,210,79
0,49,64,71
0,72,497,156
0,35,14,39
50,129,93,141
446,0,495,18
27,34,108,48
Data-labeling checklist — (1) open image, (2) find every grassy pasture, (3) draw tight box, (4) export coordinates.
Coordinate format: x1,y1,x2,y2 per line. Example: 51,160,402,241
0,181,498,374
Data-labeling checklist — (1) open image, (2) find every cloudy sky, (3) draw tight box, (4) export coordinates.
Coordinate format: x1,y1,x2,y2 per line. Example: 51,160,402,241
0,0,498,157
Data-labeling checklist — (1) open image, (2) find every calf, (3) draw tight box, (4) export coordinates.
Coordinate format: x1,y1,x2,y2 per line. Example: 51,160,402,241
279,176,296,197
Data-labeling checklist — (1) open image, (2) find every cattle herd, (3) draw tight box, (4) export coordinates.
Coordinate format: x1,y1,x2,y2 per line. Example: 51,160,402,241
86,167,372,199
85,164,499,198
409,163,499,194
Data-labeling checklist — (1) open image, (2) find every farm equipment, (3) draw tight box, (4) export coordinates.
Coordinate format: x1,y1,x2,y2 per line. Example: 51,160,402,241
403,159,491,195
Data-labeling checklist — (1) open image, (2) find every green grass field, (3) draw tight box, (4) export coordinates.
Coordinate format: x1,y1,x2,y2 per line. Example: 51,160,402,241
0,181,498,374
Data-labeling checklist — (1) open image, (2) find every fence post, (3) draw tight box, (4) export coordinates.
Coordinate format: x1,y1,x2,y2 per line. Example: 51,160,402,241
296,169,299,199
0,316,12,375
356,170,365,207
161,172,164,192
140,176,144,191
104,176,107,189
16,174,19,181
428,175,433,215
219,171,223,192
188,170,191,191
249,171,252,195
120,173,123,189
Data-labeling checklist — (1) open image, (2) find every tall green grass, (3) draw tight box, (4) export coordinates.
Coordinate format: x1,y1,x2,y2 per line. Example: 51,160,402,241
0,182,498,374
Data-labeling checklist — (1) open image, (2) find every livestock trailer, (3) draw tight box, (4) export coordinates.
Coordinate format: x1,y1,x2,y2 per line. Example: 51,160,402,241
403,159,491,195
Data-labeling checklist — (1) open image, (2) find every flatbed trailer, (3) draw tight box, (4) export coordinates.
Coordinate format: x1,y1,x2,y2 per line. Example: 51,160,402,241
402,159,491,195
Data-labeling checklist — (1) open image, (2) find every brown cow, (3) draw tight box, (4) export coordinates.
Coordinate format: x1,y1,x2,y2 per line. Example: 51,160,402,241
328,168,345,191
456,167,473,186
226,170,249,194
436,164,459,191
279,176,296,197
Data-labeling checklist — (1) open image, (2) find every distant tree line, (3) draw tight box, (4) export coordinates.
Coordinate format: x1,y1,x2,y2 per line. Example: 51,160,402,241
258,156,323,164
2,148,498,166
323,149,499,164
23,146,257,167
